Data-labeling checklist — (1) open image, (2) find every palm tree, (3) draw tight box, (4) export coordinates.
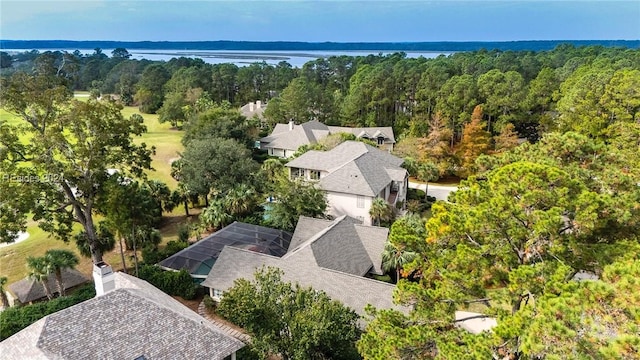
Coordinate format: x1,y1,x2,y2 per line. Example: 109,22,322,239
381,241,418,283
44,249,79,297
369,197,393,226
201,199,233,230
26,256,54,300
417,162,439,201
224,183,258,217
0,276,10,309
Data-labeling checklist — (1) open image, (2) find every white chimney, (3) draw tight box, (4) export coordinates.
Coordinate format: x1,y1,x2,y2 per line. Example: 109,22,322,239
289,119,295,131
249,102,254,112
256,100,262,109
93,261,115,297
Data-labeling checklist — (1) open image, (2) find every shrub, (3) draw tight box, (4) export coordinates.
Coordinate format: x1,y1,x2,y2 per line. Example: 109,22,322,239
203,295,217,313
142,240,189,265
177,224,190,243
0,284,95,340
137,265,197,300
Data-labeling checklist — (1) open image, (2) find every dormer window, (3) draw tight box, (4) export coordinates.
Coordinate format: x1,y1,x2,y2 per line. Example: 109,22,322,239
377,136,385,145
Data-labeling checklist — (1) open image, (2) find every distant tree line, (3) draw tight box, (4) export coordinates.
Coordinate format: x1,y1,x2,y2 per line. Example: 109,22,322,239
2,44,638,180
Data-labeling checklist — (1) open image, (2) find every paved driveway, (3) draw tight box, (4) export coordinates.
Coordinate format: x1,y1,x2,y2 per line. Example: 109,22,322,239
408,181,458,201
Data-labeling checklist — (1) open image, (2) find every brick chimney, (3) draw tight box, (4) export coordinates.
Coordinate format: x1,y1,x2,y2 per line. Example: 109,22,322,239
93,261,115,297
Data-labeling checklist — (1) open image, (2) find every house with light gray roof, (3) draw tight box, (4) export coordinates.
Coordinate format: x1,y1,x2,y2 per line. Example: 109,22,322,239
286,140,408,225
259,120,395,158
202,215,407,320
0,263,244,360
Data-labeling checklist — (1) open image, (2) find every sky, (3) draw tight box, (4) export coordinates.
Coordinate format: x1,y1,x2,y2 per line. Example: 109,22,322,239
0,0,638,42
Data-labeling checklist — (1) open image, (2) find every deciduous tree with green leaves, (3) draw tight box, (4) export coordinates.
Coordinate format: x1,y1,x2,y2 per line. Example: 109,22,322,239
0,73,153,264
218,267,361,360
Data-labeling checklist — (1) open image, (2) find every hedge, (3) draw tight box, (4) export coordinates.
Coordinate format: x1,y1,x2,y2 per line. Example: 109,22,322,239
0,285,95,340
137,264,197,300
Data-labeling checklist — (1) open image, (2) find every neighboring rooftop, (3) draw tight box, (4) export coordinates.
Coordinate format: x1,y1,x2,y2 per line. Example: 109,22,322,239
158,222,292,278
0,273,244,360
202,216,401,317
8,268,89,304
286,141,406,197
260,120,395,152
240,100,266,119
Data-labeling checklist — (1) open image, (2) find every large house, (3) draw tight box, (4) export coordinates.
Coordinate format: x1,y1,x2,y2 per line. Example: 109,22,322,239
0,262,245,360
285,141,408,225
259,120,395,158
202,215,407,319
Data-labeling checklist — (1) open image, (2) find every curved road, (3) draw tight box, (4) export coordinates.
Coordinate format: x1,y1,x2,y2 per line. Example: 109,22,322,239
408,181,458,201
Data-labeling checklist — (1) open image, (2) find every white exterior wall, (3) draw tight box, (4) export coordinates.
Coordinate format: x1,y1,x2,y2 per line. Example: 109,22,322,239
267,147,295,158
326,192,373,225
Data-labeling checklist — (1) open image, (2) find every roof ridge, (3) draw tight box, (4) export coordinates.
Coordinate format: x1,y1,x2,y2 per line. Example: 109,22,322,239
282,215,347,259
317,267,397,288
222,245,283,260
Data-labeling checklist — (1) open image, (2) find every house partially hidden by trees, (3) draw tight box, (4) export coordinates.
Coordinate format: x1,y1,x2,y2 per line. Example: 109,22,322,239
259,120,395,158
158,222,292,281
239,101,266,122
285,141,408,225
0,263,245,360
202,215,407,317
7,269,89,306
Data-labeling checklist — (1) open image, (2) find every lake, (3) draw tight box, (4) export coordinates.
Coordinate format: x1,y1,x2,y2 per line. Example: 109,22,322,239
3,49,453,67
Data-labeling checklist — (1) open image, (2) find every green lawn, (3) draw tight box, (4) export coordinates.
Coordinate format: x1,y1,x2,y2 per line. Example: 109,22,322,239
0,95,186,284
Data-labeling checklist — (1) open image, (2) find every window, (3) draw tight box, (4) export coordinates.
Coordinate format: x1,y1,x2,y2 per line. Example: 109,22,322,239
309,170,320,180
213,289,224,300
290,167,304,179
357,195,365,208
377,136,385,145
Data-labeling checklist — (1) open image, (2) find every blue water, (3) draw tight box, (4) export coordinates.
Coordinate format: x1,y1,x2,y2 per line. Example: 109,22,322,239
3,48,452,68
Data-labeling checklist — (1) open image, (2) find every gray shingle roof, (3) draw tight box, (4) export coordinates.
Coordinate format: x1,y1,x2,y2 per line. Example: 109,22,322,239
354,225,389,275
327,126,396,143
201,246,408,317
289,217,334,250
261,121,396,151
0,273,244,360
287,141,407,196
202,216,402,317
8,269,89,304
261,120,329,151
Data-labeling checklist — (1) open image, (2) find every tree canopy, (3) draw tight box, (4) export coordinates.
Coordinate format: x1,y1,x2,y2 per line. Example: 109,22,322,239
0,73,153,263
218,267,361,360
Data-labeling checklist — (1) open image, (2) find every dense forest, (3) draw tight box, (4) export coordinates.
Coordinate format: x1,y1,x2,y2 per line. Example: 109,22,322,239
2,44,638,178
1,44,639,359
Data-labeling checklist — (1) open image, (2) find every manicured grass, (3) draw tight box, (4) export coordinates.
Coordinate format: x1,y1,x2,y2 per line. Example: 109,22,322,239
121,106,183,187
0,96,186,284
